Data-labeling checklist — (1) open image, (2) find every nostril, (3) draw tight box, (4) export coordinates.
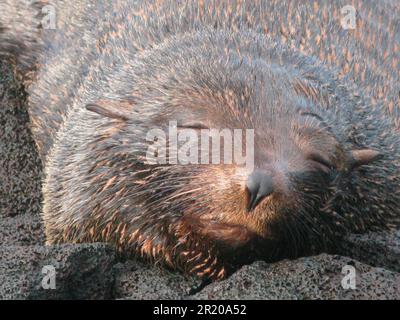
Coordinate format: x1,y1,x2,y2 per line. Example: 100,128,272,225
246,170,274,212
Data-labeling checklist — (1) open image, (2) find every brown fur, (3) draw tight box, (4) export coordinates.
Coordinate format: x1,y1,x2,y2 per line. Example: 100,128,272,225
1,0,399,279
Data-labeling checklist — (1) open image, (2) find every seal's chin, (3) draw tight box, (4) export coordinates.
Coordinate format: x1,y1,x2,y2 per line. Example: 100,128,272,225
181,214,258,249
190,204,286,246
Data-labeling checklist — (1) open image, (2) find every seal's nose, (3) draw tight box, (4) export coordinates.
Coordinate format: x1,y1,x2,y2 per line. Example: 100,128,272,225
246,170,274,211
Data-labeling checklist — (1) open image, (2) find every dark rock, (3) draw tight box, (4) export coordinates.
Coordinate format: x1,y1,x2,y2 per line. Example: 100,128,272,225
0,60,43,218
0,214,45,245
0,243,116,299
338,230,400,273
113,260,202,300
192,254,400,300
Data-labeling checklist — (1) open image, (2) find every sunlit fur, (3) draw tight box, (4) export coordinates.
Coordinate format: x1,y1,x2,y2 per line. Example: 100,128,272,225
1,0,398,279
41,28,400,279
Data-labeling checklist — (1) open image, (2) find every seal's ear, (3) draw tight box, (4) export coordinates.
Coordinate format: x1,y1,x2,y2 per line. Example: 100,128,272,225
86,100,133,121
349,149,383,169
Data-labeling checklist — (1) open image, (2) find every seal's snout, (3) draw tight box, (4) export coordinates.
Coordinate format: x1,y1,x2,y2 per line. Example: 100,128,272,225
246,170,274,211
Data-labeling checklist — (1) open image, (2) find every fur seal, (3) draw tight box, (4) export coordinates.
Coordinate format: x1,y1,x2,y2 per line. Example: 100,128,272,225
0,0,399,279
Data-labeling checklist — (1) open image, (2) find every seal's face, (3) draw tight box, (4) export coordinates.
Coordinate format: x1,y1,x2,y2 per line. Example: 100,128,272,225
83,32,383,276
142,79,347,257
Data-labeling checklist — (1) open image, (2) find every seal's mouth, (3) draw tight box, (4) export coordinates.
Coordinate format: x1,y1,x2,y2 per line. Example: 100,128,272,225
184,214,270,249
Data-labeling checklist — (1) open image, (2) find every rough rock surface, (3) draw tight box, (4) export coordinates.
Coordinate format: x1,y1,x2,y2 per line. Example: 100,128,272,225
0,60,43,218
338,230,400,273
0,243,116,299
0,214,45,245
192,254,400,300
113,260,202,300
0,59,400,300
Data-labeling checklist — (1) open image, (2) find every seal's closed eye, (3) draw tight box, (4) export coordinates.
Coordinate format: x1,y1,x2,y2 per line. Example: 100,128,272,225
306,152,335,173
178,121,210,130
